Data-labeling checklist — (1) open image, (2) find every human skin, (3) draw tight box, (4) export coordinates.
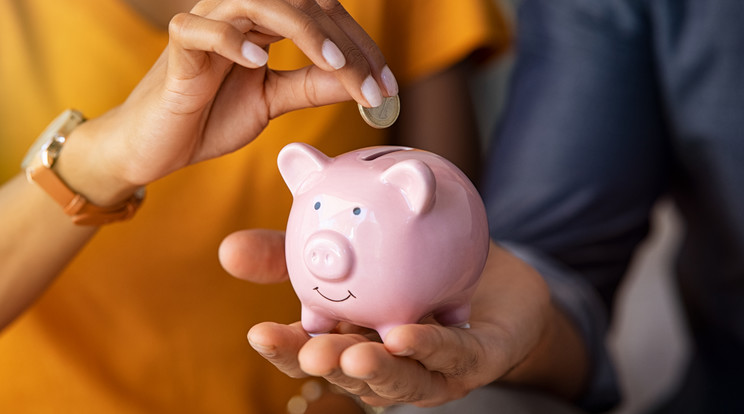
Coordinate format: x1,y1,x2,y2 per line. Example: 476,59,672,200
1,0,505,408
221,231,590,408
0,0,396,330
127,0,589,408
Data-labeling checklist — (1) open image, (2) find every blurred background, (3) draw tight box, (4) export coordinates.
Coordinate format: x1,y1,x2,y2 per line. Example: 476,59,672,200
471,1,690,413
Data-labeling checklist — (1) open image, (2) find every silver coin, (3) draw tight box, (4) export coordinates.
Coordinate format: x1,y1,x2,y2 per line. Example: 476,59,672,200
358,95,400,129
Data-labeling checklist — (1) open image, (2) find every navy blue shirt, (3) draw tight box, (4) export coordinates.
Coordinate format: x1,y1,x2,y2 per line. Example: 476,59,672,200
482,1,744,412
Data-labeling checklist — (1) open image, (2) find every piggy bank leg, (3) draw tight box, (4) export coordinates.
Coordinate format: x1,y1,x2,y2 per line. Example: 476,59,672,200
434,303,472,329
301,306,338,336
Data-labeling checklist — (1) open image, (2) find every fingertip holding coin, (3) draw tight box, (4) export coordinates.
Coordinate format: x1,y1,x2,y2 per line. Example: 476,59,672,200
358,95,400,129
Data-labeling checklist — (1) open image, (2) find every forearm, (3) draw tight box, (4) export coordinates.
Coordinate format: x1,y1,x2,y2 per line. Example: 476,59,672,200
0,0,402,331
0,173,97,329
501,302,590,400
0,114,134,330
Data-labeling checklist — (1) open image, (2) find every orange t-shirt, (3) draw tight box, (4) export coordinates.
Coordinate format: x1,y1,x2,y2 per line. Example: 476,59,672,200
0,0,508,412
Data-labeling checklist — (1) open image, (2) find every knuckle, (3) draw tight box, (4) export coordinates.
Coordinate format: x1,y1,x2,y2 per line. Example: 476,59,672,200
316,0,347,18
168,12,191,40
296,15,321,39
340,45,367,69
168,10,240,52
265,73,284,119
336,381,370,396
191,0,220,16
395,386,427,403
414,324,447,360
302,74,321,106
212,21,237,46
287,0,313,9
374,377,425,403
449,350,480,378
357,39,384,62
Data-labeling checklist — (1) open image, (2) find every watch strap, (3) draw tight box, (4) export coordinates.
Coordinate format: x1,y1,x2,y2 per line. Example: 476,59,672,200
24,109,144,226
26,159,145,225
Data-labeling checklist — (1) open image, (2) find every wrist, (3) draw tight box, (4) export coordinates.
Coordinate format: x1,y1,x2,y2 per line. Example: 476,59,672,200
23,109,145,225
502,304,589,401
54,114,141,207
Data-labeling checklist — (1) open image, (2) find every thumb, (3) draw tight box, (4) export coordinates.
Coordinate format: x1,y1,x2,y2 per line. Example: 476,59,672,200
219,229,288,284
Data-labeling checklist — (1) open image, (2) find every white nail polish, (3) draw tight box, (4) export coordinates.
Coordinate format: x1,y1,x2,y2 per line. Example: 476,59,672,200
322,39,346,70
361,75,383,108
381,65,399,96
242,41,268,67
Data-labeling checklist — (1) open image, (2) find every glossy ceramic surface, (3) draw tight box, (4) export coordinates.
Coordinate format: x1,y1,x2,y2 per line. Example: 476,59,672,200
279,143,489,340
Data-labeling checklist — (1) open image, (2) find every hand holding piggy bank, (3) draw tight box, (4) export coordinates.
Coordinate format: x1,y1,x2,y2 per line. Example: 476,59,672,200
278,143,489,341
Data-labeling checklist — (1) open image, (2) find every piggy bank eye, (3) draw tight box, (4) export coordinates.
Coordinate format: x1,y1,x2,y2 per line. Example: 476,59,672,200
314,201,321,211
353,207,361,216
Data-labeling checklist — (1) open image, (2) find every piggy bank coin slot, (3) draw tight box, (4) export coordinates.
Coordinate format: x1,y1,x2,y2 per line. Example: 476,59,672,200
360,148,406,161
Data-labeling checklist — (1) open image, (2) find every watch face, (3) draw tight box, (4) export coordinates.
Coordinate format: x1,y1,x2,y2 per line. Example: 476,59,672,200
20,109,84,170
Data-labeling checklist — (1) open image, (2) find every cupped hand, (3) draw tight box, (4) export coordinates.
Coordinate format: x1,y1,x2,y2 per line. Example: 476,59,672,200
221,231,585,408
68,0,396,205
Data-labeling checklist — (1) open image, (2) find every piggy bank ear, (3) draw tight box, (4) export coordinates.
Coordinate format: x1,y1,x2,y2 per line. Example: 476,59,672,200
278,143,331,195
381,159,436,215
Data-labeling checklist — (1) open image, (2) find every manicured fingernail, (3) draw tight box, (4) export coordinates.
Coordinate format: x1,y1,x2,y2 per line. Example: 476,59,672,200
361,75,383,108
241,41,268,66
322,39,346,70
381,65,399,96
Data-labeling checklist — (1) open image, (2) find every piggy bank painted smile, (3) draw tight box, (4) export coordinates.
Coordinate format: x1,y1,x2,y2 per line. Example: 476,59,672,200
278,143,489,341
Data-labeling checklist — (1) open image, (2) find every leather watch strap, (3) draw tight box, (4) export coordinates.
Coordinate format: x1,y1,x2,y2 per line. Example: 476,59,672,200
26,161,144,225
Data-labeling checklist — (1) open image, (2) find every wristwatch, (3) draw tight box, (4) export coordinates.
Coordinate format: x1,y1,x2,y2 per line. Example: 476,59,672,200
21,109,145,226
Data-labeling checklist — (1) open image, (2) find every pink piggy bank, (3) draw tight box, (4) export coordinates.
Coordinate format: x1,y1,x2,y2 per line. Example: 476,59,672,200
278,143,489,340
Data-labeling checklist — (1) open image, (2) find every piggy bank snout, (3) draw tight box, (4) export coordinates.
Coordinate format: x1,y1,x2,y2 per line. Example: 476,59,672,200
303,230,354,281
